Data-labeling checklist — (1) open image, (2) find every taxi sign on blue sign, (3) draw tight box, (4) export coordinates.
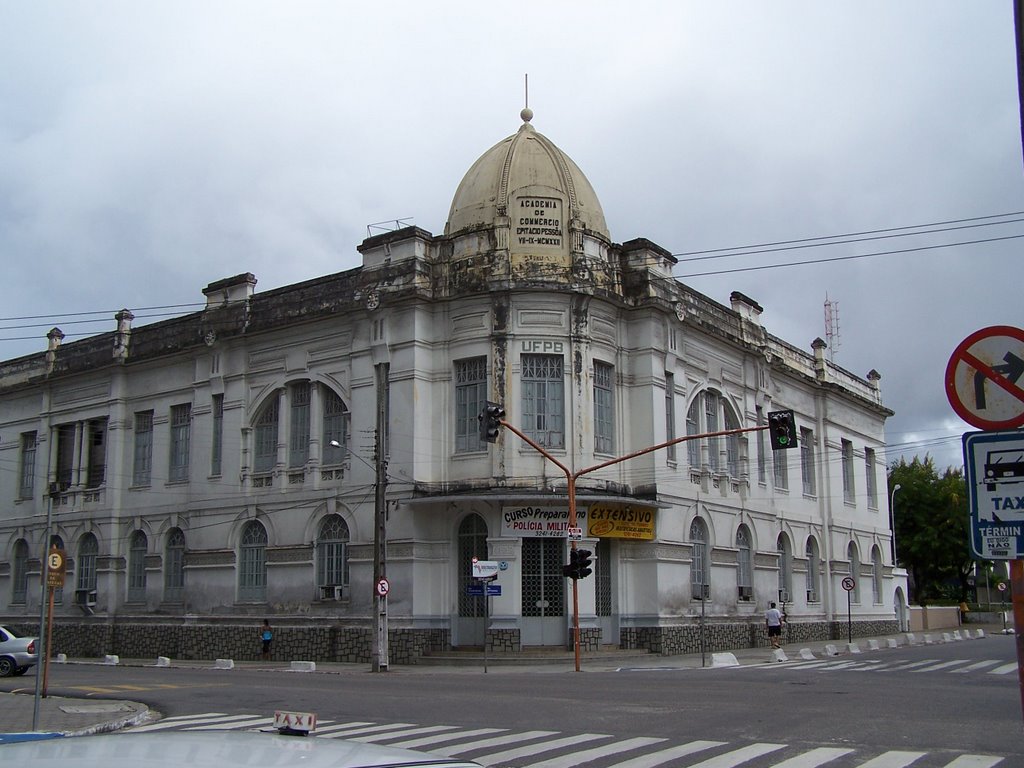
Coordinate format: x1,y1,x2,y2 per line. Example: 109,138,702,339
963,429,1024,559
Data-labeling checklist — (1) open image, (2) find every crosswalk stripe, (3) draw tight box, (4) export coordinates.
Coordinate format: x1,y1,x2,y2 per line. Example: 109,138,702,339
522,736,666,768
685,742,786,767
856,751,927,768
989,663,1017,675
769,747,855,767
348,725,461,743
472,732,611,765
308,721,374,734
432,730,559,757
129,713,252,732
388,727,507,750
602,740,726,768
187,716,274,730
317,722,416,739
883,659,939,671
911,660,969,673
943,755,1004,767
951,660,1002,673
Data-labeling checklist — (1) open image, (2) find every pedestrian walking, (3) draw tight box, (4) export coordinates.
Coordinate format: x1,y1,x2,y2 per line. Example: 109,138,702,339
260,619,273,660
765,602,783,649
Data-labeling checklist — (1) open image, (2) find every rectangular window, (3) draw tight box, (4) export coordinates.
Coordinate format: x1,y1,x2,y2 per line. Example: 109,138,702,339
322,389,348,464
254,397,279,473
704,392,720,471
686,400,700,467
169,404,192,483
800,427,815,496
865,448,878,508
455,357,488,453
289,382,311,468
594,361,614,454
85,418,107,488
756,406,766,484
842,439,855,503
133,411,154,486
773,440,789,491
55,424,75,490
522,354,564,449
665,373,676,462
211,395,224,476
19,432,36,499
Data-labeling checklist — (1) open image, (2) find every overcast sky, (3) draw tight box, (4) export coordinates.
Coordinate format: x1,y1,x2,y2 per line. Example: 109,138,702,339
2,2,1021,472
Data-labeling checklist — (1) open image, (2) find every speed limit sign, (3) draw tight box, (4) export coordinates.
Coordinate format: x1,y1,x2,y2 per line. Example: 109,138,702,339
841,577,856,592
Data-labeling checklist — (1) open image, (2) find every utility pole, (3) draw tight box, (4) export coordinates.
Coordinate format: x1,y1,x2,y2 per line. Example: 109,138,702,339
371,363,389,672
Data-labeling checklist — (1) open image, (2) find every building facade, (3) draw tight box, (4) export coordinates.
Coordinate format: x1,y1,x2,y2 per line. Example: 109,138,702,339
0,111,904,662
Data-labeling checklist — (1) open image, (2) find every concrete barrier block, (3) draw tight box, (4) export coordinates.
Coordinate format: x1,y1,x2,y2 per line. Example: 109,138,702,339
290,661,316,672
923,634,935,645
711,652,739,667
847,643,861,654
155,656,171,667
823,644,840,657
867,639,880,650
975,629,986,638
905,632,918,645
103,655,119,665
799,648,816,660
885,638,898,648
214,658,235,670
771,649,788,662
55,653,67,664
952,630,963,641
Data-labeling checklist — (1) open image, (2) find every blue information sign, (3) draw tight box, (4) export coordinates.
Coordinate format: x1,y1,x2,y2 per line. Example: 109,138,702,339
963,429,1024,559
465,583,502,596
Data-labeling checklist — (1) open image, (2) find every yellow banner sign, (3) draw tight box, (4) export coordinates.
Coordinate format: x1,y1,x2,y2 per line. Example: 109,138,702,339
586,503,656,540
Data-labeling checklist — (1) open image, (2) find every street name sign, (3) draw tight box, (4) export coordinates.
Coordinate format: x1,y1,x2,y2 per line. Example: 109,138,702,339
945,325,1024,430
963,429,1024,559
471,559,499,580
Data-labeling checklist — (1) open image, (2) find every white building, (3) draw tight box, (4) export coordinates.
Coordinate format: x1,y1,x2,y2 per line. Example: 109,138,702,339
0,111,904,662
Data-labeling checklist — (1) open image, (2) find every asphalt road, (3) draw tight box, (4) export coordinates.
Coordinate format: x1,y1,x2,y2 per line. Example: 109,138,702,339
4,633,1022,763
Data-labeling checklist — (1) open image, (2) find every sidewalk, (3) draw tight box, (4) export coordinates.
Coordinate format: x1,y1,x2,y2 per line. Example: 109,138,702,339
0,624,1002,740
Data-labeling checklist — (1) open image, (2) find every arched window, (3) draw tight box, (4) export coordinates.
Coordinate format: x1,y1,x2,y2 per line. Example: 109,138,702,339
322,389,349,465
805,537,820,603
871,545,883,604
777,533,793,604
686,390,743,477
77,533,98,595
128,530,147,602
12,539,29,604
316,515,350,598
239,520,268,602
848,541,861,604
253,396,280,473
164,528,186,602
458,514,488,618
690,518,710,600
736,525,753,600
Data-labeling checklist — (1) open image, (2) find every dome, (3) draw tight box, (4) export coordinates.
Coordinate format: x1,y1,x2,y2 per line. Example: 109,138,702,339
445,111,609,242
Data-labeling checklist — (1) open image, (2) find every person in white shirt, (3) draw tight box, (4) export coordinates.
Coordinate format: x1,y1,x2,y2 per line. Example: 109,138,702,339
765,602,784,649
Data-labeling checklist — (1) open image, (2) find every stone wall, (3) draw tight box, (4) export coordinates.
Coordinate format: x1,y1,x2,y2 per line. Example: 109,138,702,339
6,618,898,663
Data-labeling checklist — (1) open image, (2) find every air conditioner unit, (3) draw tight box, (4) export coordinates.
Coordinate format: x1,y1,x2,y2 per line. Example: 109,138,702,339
738,586,753,600
320,585,343,601
778,589,791,603
74,589,97,607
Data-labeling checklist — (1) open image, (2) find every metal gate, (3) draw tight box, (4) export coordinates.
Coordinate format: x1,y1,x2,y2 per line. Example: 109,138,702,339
521,537,566,646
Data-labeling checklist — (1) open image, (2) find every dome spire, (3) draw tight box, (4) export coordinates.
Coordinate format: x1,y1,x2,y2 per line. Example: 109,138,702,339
521,73,533,125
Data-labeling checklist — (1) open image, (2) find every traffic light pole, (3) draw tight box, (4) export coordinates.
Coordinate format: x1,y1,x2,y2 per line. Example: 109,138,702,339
497,420,771,671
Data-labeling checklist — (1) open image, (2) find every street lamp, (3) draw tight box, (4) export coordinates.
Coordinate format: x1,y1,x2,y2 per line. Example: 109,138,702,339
889,483,902,566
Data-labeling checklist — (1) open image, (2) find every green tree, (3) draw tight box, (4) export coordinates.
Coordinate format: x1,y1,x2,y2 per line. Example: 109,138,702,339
889,456,974,604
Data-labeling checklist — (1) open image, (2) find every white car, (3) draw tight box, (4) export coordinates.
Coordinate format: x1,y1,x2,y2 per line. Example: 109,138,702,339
0,625,37,677
0,731,484,768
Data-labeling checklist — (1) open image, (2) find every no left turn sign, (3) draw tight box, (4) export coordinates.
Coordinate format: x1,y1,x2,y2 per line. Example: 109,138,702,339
945,325,1024,430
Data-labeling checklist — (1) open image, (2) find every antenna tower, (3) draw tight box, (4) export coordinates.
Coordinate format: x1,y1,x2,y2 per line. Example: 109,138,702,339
824,294,841,362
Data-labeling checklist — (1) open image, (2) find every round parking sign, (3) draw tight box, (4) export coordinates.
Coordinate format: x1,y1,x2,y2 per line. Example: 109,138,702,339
375,577,390,597
841,577,856,592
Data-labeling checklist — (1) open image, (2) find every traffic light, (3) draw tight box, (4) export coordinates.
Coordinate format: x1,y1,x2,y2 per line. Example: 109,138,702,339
767,409,798,451
562,548,594,580
478,401,505,443
575,548,593,579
